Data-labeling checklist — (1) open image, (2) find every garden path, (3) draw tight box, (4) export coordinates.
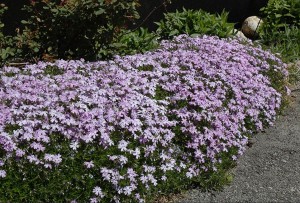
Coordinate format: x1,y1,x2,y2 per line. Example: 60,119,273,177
175,82,300,203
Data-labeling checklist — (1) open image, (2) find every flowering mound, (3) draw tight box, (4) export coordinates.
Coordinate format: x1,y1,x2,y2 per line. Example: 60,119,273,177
0,35,287,202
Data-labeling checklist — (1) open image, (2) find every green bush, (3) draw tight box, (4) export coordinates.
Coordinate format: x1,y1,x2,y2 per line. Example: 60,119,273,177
260,0,300,63
260,0,300,31
13,0,140,61
111,27,159,56
155,8,235,39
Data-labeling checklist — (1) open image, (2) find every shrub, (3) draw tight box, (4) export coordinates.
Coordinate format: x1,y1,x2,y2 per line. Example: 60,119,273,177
260,0,300,31
0,4,6,48
0,35,288,202
13,0,140,61
155,8,235,39
0,4,15,64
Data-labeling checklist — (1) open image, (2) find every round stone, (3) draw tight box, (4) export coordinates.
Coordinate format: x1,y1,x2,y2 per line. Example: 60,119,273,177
241,16,263,38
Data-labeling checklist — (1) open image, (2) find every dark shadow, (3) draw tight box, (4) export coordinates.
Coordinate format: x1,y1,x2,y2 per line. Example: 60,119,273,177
135,0,268,30
1,0,29,35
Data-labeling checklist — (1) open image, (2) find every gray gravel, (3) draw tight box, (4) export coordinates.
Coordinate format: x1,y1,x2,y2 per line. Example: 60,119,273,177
175,84,300,203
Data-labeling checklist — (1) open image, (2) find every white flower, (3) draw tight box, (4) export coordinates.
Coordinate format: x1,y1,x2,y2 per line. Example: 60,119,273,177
90,198,98,203
118,140,128,152
92,186,104,198
0,170,6,178
70,141,79,150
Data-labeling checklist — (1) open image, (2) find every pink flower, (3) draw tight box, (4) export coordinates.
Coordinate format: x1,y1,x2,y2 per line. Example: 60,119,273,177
84,161,94,169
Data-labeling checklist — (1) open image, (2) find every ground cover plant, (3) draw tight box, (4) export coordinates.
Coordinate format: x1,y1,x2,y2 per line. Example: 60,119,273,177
0,35,288,202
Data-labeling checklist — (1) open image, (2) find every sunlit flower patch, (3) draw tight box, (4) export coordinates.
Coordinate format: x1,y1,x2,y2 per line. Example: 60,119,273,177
0,35,287,202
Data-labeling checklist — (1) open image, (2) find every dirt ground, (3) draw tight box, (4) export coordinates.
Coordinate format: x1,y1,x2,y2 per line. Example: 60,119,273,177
175,83,300,203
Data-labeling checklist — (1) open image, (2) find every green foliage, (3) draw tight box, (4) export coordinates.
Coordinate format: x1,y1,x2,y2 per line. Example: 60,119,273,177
260,0,300,31
288,61,300,84
194,147,238,191
111,28,159,56
11,0,140,62
262,26,300,62
0,4,6,44
44,65,65,76
0,4,6,47
155,8,235,39
260,0,300,63
0,4,15,64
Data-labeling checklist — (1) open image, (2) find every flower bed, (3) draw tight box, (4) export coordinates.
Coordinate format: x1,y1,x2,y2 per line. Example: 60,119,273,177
0,35,287,202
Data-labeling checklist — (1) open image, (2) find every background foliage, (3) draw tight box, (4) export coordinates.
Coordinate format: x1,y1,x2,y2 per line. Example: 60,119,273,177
260,0,300,62
1,0,140,63
0,4,15,63
156,8,235,39
111,27,159,56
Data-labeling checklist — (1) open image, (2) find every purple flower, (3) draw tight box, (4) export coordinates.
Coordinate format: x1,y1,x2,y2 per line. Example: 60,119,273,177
92,186,104,197
0,34,287,202
0,170,6,178
27,155,40,164
44,154,62,164
117,140,128,152
89,197,98,203
84,161,94,169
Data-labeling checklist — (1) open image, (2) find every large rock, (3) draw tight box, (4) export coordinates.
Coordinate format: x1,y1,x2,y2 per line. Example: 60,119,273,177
242,16,263,38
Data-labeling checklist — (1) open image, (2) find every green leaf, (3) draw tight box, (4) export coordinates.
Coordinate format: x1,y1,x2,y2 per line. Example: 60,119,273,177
21,20,29,24
50,8,58,13
94,9,105,16
284,13,295,18
190,33,202,37
169,30,179,36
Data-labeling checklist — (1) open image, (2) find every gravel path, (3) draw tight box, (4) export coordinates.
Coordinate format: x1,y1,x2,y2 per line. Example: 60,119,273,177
175,83,300,203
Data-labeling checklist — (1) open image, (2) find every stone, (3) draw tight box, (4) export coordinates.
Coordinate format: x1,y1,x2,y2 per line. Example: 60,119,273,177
241,16,263,38
232,29,248,40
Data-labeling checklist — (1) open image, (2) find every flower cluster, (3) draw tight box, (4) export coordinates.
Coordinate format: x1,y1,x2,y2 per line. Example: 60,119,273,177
0,35,287,202
114,34,286,175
